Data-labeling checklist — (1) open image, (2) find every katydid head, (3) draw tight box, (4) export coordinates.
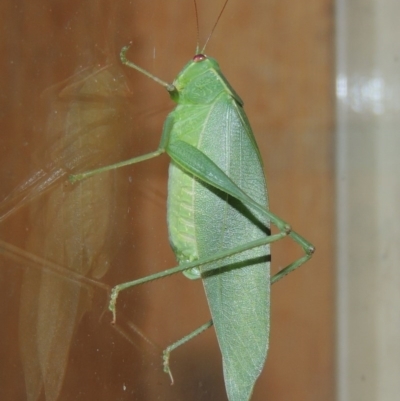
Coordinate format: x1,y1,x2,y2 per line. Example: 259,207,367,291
168,54,227,104
166,1,232,104
168,53,243,106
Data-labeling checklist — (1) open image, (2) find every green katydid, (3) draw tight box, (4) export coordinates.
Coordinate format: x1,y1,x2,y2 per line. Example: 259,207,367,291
70,1,315,400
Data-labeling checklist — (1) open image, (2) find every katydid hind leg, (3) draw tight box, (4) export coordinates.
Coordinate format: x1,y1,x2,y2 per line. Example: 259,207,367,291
271,250,313,285
163,320,213,384
167,140,315,257
109,230,288,323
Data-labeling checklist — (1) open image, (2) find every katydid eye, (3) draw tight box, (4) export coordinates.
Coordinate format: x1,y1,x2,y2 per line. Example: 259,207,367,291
193,54,207,62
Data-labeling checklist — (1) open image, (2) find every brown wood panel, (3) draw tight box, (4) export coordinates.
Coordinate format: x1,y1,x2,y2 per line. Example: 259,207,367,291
0,1,334,400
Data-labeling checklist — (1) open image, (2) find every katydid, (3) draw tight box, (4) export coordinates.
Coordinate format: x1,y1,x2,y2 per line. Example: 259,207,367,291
70,1,315,400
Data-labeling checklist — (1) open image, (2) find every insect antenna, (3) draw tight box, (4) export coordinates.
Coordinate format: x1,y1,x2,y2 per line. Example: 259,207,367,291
201,0,230,53
193,0,201,54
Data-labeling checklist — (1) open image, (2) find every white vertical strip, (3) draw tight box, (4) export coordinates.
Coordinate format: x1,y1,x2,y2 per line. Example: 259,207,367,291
336,1,400,400
375,2,400,397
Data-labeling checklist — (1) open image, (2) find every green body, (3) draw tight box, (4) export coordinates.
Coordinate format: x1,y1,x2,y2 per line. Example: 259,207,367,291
70,48,314,401
165,56,270,400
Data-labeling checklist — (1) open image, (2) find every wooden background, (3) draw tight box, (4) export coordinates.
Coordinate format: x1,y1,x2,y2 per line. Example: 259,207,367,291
0,0,334,400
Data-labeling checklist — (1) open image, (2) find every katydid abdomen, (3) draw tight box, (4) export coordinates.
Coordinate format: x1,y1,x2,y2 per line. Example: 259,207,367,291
167,83,270,400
